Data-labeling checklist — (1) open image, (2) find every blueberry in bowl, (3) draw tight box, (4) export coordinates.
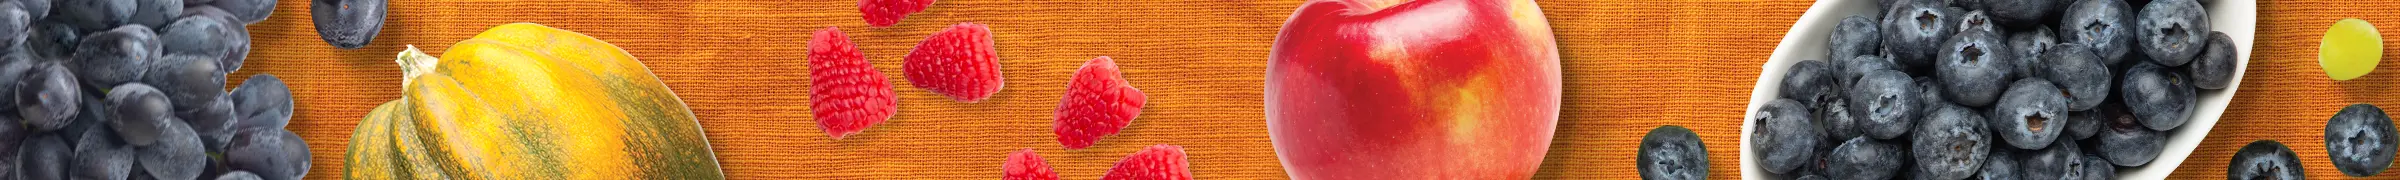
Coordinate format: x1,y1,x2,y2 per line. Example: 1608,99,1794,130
2097,102,2166,167
2121,62,2195,131
2019,140,2083,180
2061,0,2138,66
1877,0,1953,70
1751,99,1821,174
2039,44,2112,111
2007,25,2058,78
1910,105,1987,180
1992,79,2066,150
2137,0,2211,66
1975,149,2018,180
1830,15,1880,65
1934,29,2013,107
1780,60,1842,109
2189,31,2240,90
1850,70,1920,139
1746,0,2255,179
1824,137,1901,180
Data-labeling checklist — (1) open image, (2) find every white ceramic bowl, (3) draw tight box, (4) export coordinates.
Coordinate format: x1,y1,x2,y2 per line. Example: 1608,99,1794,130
1737,0,2255,179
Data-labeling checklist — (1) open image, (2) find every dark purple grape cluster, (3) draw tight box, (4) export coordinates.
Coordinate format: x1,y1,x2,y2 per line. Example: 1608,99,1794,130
0,0,309,179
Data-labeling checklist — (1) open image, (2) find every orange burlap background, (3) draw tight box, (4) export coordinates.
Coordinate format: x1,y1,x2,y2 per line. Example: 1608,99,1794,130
242,0,2400,179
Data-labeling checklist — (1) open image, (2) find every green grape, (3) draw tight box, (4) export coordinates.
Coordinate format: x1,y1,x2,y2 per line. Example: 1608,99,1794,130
2322,18,2383,81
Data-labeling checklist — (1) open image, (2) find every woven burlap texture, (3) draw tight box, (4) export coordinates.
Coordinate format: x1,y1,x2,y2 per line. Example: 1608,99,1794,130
243,0,2398,179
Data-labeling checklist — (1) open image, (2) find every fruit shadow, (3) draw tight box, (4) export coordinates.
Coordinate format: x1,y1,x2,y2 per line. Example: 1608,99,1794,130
2333,48,2400,103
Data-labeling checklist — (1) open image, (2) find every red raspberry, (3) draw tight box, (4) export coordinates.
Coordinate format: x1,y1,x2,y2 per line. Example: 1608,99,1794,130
809,27,899,139
1103,144,1192,180
904,22,1005,103
1004,149,1058,180
858,0,934,27
1055,56,1145,149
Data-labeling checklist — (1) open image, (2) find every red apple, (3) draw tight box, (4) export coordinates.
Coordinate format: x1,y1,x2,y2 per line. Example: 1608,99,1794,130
1265,0,1562,179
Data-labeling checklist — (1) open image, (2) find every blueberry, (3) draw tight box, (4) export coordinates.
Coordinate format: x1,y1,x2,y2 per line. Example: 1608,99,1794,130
106,83,172,146
2098,102,2165,167
2008,25,2058,77
2078,155,2116,180
1937,30,2014,107
1781,60,1840,106
1780,60,1853,141
2067,109,2102,140
2189,31,2238,90
70,25,159,88
55,0,135,31
2326,103,2397,176
1639,125,1708,180
1956,10,1995,34
1979,0,2058,27
2060,0,2136,65
1818,96,1863,141
1978,150,2020,180
1881,0,1955,70
129,0,181,28
1833,15,1880,61
16,134,67,180
73,126,135,180
138,119,206,180
232,74,291,130
2043,44,2113,111
1794,175,1824,180
161,13,249,72
2137,0,2211,66
1851,70,1920,139
2122,62,2195,130
144,54,225,110
1824,60,1886,140
1915,76,1950,113
1753,99,1822,174
225,128,309,180
2020,140,2083,180
1912,105,1988,180
1796,153,1830,178
1945,7,1966,27
312,0,386,49
16,62,75,131
1824,137,1902,180
1993,79,2067,150
1839,55,1895,89
2230,140,2306,180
